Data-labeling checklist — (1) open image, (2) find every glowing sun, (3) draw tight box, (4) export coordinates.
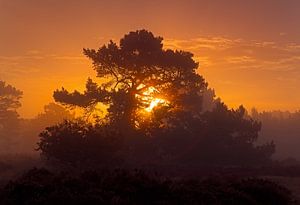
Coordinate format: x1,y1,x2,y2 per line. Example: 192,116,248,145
136,84,168,113
145,98,166,112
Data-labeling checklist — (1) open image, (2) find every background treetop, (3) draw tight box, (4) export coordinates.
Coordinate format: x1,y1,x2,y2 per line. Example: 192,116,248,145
0,81,23,113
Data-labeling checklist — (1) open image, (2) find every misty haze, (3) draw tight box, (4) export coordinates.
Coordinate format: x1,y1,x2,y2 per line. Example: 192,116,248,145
1,0,300,204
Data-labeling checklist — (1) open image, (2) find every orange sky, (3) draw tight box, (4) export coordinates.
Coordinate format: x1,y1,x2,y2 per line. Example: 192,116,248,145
1,0,300,118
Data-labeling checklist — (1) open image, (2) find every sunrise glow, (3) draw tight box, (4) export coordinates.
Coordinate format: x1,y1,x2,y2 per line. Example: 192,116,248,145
145,98,167,112
136,85,168,113
1,2,300,203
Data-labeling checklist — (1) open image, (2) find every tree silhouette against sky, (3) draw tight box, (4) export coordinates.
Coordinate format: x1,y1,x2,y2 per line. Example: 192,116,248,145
0,81,23,152
43,30,275,166
54,30,207,129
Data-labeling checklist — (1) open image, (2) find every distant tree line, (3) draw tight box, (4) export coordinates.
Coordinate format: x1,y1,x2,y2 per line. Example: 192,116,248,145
0,80,73,154
251,108,300,162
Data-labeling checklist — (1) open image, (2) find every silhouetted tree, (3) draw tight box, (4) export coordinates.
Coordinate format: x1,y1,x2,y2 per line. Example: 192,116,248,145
0,81,22,152
197,104,275,165
35,103,75,123
54,30,207,129
39,30,275,167
202,88,220,112
38,120,121,167
250,109,300,161
146,103,275,165
19,103,74,154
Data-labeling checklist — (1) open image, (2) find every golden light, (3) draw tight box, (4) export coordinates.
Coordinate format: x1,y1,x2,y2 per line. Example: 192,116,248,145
145,98,166,112
136,84,168,113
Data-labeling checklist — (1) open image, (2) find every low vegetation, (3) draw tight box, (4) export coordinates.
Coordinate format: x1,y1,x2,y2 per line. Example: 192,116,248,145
0,168,296,205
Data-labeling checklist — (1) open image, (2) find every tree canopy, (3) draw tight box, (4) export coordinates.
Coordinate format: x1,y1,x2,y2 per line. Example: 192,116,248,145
0,81,23,152
0,81,22,117
40,30,275,167
54,30,207,128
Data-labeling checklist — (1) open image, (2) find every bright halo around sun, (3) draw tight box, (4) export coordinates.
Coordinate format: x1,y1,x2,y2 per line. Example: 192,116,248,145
145,98,166,112
136,84,168,113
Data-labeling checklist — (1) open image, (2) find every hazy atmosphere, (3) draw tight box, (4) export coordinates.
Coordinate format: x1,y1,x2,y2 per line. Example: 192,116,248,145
1,1,300,204
1,0,300,117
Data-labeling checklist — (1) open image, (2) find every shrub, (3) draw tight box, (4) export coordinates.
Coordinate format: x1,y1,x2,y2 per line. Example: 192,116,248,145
0,168,296,205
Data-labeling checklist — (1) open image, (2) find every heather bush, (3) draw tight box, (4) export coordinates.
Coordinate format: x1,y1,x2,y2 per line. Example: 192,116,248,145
0,168,295,205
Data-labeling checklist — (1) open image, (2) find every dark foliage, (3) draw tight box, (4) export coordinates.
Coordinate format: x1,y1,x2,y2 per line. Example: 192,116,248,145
54,29,206,129
144,103,275,166
0,81,23,153
0,168,295,205
38,30,275,167
251,108,300,160
38,120,122,168
37,104,275,167
19,103,74,154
